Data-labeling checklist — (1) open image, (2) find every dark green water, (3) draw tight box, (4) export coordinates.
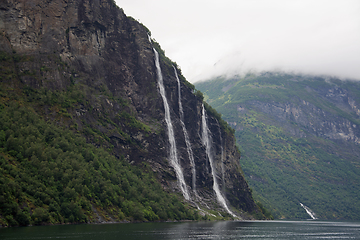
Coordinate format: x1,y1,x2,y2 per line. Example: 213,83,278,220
1,220,360,240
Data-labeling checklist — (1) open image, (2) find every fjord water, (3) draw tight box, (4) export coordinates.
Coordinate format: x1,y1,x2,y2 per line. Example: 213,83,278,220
1,221,360,240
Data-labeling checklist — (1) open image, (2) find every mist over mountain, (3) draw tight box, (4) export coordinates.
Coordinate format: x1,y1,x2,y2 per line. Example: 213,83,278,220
196,72,360,220
193,54,360,84
118,0,360,83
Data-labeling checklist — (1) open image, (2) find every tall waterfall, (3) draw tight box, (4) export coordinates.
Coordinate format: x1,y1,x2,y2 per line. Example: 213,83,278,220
218,124,225,192
300,203,317,219
151,41,190,200
173,66,197,195
201,105,237,218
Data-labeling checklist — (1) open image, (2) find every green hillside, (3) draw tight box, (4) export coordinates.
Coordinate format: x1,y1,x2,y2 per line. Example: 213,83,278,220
196,72,360,220
0,51,202,227
0,102,201,227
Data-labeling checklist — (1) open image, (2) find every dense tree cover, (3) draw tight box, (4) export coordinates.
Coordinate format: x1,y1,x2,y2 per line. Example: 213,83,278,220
1,47,250,227
235,114,360,219
196,72,360,220
0,102,200,226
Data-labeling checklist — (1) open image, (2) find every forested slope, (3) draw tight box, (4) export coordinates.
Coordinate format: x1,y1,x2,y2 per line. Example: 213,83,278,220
0,86,200,226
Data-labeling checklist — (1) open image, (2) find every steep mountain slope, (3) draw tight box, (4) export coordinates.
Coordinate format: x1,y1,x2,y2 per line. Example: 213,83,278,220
196,72,360,220
0,0,260,226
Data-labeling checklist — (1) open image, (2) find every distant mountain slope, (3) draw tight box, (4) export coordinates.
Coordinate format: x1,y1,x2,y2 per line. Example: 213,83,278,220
195,72,360,220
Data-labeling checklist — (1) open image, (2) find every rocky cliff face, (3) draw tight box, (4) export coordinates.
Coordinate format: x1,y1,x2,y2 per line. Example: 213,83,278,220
250,96,360,143
247,85,360,144
0,0,257,217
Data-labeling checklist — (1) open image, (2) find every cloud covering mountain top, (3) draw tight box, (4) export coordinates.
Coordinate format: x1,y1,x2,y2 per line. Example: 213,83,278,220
118,0,360,82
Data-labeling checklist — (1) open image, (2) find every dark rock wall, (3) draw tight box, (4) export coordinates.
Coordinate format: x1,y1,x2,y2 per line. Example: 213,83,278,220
0,0,257,215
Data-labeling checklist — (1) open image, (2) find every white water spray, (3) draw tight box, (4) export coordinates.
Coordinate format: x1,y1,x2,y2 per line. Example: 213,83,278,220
201,105,237,218
173,66,198,195
150,38,190,200
217,124,226,192
300,202,317,219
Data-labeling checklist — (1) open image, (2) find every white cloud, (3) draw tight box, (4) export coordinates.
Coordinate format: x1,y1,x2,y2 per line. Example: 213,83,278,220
116,0,360,82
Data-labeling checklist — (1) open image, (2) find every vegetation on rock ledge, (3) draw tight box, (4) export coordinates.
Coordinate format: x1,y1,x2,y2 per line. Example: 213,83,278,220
0,101,202,226
0,49,204,226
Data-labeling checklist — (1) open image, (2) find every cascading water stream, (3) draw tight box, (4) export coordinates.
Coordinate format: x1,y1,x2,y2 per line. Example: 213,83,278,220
201,105,238,218
173,66,198,196
300,203,317,219
149,37,190,200
218,124,225,193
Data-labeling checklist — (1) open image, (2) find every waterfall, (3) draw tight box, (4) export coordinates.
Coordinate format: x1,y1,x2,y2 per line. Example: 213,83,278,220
150,39,190,200
201,105,237,218
218,124,225,192
300,203,317,219
173,66,198,196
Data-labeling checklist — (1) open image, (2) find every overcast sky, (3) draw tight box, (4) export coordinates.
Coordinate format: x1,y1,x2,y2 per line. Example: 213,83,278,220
116,0,360,83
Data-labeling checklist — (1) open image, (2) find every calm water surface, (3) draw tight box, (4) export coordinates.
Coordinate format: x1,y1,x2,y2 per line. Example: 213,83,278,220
1,220,360,240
